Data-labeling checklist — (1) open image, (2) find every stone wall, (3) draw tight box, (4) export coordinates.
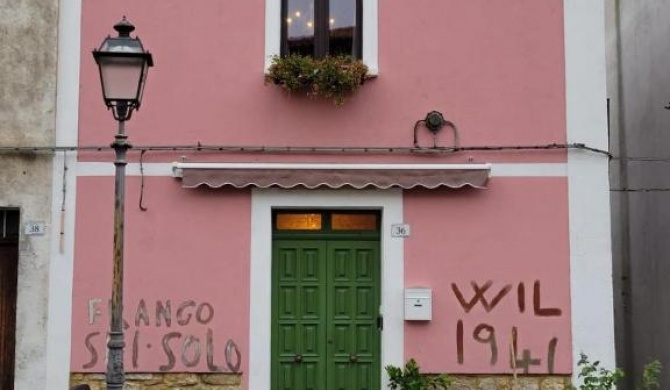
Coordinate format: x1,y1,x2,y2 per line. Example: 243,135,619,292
71,373,243,390
449,375,571,390
71,373,570,389
0,0,59,388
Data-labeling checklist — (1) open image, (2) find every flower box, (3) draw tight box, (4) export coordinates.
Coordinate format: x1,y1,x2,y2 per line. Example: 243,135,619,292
265,55,368,106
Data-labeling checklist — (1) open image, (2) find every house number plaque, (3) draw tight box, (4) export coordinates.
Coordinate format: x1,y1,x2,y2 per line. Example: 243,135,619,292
391,224,410,238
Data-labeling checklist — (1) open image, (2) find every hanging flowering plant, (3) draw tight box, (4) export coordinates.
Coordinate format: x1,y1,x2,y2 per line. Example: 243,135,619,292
265,54,368,106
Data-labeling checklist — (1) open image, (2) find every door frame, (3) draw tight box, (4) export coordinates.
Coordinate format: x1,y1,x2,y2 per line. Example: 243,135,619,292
250,189,404,389
0,209,19,390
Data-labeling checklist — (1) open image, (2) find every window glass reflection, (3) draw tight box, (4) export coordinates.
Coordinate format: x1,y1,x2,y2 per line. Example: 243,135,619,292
286,0,315,56
276,213,322,230
331,214,377,231
329,0,357,56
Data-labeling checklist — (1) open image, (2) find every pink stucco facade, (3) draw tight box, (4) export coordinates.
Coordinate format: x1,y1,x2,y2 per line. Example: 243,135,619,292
72,179,251,376
69,0,598,387
78,0,566,160
404,179,570,374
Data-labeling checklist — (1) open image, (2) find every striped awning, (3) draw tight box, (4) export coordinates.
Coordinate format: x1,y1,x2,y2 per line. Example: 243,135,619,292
172,163,491,190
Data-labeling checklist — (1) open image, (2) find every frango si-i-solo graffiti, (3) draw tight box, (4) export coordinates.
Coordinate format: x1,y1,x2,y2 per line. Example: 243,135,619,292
82,298,241,373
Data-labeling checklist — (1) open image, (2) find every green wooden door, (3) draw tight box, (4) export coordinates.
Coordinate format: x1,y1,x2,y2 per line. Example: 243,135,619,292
272,240,381,390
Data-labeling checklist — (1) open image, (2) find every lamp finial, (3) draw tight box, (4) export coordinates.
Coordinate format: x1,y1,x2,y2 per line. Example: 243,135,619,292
114,16,135,37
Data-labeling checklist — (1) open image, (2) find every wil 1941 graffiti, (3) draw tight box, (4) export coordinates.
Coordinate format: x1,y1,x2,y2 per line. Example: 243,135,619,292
451,280,563,374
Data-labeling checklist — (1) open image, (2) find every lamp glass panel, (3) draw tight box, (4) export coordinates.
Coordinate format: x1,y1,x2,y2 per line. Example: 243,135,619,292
136,63,150,107
99,56,144,101
101,37,144,54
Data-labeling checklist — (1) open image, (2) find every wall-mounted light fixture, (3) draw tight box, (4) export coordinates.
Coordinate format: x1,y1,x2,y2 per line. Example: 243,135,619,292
413,110,460,149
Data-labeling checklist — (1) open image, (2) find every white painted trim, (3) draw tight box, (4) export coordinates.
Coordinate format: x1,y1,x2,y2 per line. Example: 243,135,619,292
249,189,404,390
264,0,379,75
75,162,568,177
264,0,281,71
490,163,567,177
46,0,81,389
564,0,616,381
77,162,175,176
362,0,379,75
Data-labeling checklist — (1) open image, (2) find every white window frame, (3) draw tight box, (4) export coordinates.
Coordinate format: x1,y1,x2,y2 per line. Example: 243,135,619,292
264,0,379,75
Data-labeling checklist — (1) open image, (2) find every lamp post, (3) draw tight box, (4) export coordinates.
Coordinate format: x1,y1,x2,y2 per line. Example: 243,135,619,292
92,17,153,390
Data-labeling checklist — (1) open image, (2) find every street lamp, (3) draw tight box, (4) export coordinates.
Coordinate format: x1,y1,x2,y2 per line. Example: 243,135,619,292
92,17,153,390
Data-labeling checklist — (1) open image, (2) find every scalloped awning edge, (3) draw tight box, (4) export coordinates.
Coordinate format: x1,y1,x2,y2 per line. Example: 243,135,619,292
173,163,490,190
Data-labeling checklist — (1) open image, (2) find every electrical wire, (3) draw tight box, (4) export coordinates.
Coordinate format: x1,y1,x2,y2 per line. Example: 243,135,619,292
0,142,612,157
139,150,148,211
59,151,67,253
611,188,670,192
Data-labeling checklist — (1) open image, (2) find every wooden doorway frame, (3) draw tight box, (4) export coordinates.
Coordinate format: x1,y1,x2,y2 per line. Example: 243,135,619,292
0,208,20,390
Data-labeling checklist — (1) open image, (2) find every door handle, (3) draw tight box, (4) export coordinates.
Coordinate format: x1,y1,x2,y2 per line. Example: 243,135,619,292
294,354,303,363
349,354,358,363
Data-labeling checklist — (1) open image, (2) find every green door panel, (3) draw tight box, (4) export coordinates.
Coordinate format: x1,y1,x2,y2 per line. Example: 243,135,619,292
273,241,328,390
327,241,380,390
272,239,380,390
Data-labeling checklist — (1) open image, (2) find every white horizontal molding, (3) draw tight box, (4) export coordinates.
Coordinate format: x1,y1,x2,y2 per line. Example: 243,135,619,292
77,162,174,176
490,163,567,177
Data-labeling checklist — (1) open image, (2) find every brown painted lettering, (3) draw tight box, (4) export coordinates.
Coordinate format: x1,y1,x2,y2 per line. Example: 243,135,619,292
517,283,526,313
473,324,497,365
135,299,150,327
207,328,221,371
181,335,201,368
177,300,196,326
160,332,182,371
196,302,214,325
82,332,100,369
547,337,558,374
156,300,172,327
132,330,140,369
533,281,562,317
456,320,464,364
225,339,242,373
452,281,512,313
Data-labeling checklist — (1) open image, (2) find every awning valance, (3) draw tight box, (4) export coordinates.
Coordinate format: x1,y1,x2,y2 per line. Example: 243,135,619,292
172,163,490,190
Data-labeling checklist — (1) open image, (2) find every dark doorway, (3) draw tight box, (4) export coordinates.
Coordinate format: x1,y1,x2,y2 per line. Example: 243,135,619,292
0,209,19,390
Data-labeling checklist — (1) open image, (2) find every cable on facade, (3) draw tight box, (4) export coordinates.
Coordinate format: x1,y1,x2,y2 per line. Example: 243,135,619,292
59,150,68,253
612,156,670,162
139,150,148,211
0,142,612,157
611,188,670,192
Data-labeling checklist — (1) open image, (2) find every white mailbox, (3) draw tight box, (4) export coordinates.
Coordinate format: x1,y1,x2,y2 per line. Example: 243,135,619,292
404,288,432,321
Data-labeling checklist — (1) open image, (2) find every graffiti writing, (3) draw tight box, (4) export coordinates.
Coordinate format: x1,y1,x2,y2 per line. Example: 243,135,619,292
452,280,562,374
82,299,241,373
451,280,562,316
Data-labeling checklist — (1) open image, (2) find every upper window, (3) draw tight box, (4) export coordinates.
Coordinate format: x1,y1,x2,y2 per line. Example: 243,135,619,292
282,0,362,59
265,0,378,74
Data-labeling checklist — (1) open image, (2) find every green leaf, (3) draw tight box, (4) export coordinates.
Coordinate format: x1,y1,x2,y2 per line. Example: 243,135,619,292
385,358,451,390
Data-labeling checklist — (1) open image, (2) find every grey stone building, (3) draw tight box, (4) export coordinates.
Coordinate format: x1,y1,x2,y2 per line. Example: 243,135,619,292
607,0,670,388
